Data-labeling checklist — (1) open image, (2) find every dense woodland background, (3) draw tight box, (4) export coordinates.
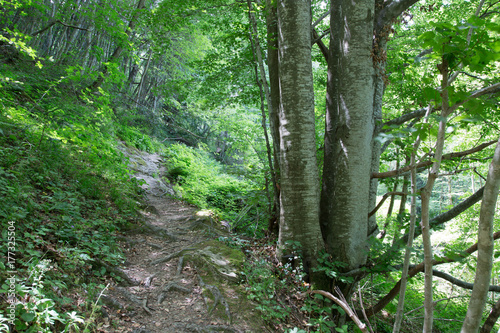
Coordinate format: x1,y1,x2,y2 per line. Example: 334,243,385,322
0,0,499,332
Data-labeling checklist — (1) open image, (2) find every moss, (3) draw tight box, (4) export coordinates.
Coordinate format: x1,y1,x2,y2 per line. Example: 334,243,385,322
197,239,245,268
183,240,267,331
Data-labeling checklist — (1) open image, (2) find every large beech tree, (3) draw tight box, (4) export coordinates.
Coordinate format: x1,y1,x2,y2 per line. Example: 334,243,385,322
269,0,500,326
275,0,324,276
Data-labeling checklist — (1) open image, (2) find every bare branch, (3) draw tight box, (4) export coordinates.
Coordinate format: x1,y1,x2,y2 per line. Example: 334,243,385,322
312,28,329,62
372,140,498,179
432,269,500,292
308,290,369,333
382,106,440,129
368,191,407,218
362,231,500,317
450,83,500,113
312,9,331,28
405,296,466,316
32,19,89,36
395,186,485,246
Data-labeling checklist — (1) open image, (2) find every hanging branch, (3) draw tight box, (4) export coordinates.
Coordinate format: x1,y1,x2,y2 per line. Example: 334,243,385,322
31,19,89,36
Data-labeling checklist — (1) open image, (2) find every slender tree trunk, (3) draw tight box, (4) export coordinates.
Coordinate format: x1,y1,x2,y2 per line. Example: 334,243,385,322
462,137,500,332
276,0,324,283
421,59,453,333
248,0,280,233
481,296,500,333
393,155,410,246
393,106,432,333
264,0,281,235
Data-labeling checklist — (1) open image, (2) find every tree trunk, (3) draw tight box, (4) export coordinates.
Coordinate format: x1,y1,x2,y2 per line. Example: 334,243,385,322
320,0,375,288
248,0,280,235
462,137,500,332
421,60,453,332
276,0,324,283
480,297,500,333
264,0,281,236
393,106,432,333
135,49,152,107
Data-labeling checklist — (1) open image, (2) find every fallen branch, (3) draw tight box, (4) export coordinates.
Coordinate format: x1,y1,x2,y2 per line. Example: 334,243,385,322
308,289,369,333
358,289,375,333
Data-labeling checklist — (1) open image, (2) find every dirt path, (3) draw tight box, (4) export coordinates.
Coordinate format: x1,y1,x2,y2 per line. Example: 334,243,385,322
99,144,266,333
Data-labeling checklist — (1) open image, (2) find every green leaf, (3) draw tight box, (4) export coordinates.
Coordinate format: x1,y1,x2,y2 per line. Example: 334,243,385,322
21,312,36,322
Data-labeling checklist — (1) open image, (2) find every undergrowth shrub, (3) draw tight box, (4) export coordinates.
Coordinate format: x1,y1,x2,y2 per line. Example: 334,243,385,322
163,143,266,233
116,125,162,153
0,103,142,332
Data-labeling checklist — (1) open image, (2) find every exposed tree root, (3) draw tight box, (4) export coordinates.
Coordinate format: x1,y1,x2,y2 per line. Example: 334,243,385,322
142,224,179,241
141,295,153,316
131,328,153,333
177,256,185,275
115,287,153,315
175,323,240,332
157,282,192,304
144,273,157,288
115,286,143,306
100,294,124,310
150,246,196,265
198,275,232,324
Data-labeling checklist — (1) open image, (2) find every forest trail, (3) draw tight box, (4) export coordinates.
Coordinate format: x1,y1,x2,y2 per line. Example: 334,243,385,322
99,144,266,333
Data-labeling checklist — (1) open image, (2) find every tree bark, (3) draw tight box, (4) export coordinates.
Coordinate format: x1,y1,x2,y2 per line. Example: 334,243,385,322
276,0,324,282
481,297,500,333
264,0,281,235
462,137,500,332
393,106,432,333
248,0,280,235
320,0,375,289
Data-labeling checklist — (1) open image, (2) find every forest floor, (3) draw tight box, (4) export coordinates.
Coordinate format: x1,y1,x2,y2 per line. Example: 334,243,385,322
97,144,268,333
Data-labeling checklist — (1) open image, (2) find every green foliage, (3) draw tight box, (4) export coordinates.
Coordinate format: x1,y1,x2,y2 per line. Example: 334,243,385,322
243,258,291,322
0,54,144,331
116,125,160,153
0,260,86,332
313,252,354,285
163,143,267,234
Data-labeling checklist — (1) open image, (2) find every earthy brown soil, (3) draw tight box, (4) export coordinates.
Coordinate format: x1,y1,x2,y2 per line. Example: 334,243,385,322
98,145,268,333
